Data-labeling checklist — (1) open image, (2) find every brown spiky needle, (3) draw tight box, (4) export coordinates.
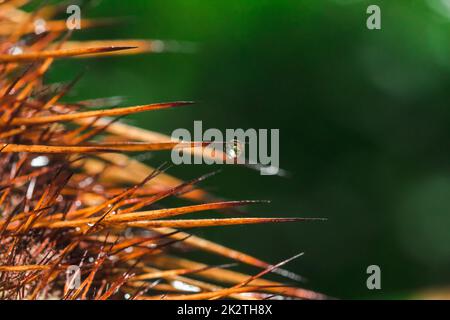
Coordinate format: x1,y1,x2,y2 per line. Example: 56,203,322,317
0,1,326,300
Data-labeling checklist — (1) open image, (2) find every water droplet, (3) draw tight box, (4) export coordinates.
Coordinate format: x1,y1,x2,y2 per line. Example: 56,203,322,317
79,177,93,188
87,223,94,227
34,18,47,35
8,46,23,55
92,185,104,193
30,156,49,167
88,257,94,263
124,293,131,300
171,280,201,293
124,247,133,253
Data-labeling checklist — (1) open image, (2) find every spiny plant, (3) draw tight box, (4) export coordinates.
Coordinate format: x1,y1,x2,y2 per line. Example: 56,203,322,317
0,0,326,300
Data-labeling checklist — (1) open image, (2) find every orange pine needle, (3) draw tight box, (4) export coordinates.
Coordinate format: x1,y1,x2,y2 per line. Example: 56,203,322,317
10,101,193,125
0,46,139,63
1,141,208,153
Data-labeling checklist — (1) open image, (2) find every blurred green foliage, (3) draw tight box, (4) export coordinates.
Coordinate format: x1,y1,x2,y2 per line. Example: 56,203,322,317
47,0,450,298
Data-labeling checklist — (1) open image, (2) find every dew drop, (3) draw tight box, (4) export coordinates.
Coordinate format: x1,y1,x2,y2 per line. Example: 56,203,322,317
171,280,201,293
92,185,104,193
31,155,49,167
79,177,93,188
8,46,23,55
124,247,133,253
34,18,47,35
26,178,36,200
124,293,131,300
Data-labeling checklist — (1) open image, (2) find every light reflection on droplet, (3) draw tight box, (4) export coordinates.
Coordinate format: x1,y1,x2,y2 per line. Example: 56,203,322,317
8,46,23,55
171,280,201,293
30,156,49,167
79,177,93,188
124,247,133,253
34,18,47,35
92,185,104,193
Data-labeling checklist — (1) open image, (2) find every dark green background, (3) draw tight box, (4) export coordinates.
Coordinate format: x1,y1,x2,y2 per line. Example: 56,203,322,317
48,0,450,298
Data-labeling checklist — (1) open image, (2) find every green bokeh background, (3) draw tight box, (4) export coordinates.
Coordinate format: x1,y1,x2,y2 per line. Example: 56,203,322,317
47,0,450,298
